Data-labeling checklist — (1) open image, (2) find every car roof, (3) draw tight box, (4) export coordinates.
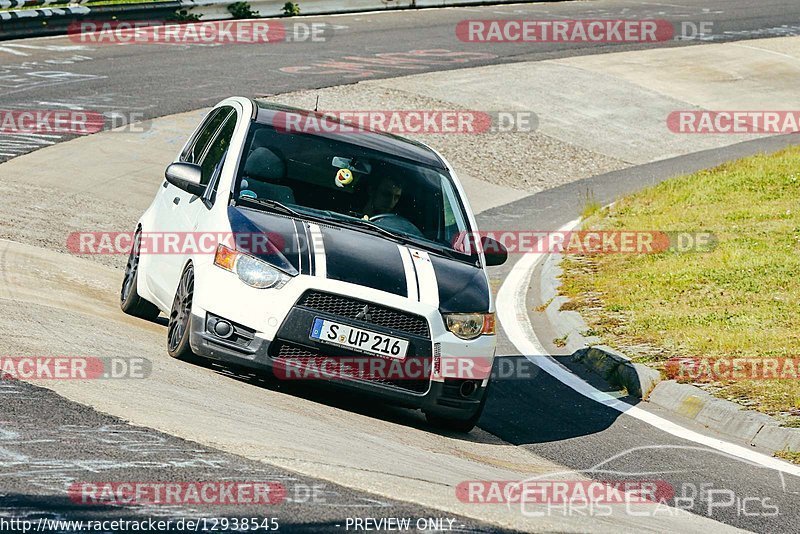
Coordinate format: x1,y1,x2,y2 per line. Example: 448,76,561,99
252,100,446,170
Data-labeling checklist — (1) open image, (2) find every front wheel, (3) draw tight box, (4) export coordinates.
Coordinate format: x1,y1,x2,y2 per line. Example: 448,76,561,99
425,382,490,433
167,264,195,360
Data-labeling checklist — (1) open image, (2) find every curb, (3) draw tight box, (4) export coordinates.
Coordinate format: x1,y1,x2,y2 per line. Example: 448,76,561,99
572,345,662,399
647,381,800,452
536,242,800,454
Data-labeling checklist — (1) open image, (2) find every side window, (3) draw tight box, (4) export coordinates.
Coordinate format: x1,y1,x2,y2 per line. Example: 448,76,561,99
181,107,231,164
441,177,468,244
199,111,237,187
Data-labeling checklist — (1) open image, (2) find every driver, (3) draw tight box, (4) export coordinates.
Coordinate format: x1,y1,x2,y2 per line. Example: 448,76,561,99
363,176,403,218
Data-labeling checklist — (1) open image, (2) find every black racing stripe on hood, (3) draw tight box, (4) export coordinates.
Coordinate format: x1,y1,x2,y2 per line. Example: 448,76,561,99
227,206,300,276
429,255,490,313
321,226,407,298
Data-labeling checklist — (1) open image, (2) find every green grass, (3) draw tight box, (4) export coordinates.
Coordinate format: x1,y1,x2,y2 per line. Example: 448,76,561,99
580,188,602,220
559,146,800,419
776,449,800,465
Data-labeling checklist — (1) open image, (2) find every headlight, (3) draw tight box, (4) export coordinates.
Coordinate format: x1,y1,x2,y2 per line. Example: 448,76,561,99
443,312,496,340
214,245,290,289
235,253,290,289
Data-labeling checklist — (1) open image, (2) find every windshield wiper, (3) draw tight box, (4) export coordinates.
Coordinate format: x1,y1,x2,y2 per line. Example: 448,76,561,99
334,217,467,261
334,216,404,241
237,196,302,218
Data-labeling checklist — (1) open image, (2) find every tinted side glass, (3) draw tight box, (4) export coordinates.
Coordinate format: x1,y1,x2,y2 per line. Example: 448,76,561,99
200,112,237,187
181,107,231,164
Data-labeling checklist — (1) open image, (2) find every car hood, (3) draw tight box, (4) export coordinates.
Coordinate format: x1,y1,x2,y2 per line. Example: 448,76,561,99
228,206,490,313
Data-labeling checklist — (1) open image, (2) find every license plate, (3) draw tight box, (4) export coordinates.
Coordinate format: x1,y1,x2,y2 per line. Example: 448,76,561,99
310,318,408,360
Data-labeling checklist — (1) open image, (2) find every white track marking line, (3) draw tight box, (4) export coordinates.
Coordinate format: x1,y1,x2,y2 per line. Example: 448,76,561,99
496,218,800,478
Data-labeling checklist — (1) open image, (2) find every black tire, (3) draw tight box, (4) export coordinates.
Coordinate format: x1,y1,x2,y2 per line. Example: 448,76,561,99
167,264,195,360
120,228,160,321
425,381,491,433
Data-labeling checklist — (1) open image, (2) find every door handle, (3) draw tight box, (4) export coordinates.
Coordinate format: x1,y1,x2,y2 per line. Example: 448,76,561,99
173,197,180,205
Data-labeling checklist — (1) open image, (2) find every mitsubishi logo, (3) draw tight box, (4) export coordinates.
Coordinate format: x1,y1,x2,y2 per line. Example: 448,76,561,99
355,304,372,322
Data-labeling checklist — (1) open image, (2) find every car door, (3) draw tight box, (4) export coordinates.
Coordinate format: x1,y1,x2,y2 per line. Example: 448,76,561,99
170,109,239,277
146,107,234,305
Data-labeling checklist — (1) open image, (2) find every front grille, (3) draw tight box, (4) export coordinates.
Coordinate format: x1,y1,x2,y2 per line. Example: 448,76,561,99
274,342,430,394
297,290,430,339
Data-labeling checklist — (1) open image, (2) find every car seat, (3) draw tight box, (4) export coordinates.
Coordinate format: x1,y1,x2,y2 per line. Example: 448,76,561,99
241,147,295,205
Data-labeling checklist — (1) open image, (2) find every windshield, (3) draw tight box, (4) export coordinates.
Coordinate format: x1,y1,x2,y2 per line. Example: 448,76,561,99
233,122,474,256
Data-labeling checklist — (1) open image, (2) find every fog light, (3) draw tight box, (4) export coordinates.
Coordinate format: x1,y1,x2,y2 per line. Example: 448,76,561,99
459,380,478,398
214,320,233,338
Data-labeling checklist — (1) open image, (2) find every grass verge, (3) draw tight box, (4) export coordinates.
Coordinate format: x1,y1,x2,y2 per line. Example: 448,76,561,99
775,450,800,464
559,146,800,426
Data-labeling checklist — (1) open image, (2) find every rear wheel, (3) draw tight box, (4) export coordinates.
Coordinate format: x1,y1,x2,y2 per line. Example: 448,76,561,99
120,228,160,320
167,264,195,360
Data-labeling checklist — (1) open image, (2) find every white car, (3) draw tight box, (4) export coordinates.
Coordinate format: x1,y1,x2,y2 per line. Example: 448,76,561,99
120,97,507,431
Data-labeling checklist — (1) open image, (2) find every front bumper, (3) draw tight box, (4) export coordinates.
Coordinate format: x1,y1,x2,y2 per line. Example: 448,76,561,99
188,272,495,417
189,312,488,418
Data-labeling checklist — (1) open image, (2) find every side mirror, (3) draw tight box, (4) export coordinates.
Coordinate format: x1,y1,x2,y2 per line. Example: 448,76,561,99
165,162,204,196
481,236,508,266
